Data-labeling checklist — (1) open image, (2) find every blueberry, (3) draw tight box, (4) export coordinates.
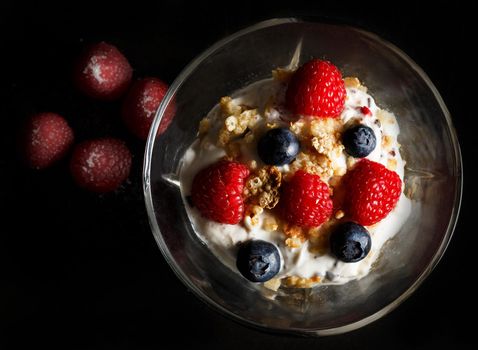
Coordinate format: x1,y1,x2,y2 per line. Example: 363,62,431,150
343,124,376,158
236,240,281,282
330,222,372,263
257,128,299,166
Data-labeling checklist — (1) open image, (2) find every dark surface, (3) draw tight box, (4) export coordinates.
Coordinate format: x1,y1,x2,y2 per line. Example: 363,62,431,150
0,1,475,348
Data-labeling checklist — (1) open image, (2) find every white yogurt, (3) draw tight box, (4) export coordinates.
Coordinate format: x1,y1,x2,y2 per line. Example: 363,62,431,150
179,78,411,285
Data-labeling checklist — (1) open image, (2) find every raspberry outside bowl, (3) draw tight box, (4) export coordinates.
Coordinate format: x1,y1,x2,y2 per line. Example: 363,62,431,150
143,18,462,335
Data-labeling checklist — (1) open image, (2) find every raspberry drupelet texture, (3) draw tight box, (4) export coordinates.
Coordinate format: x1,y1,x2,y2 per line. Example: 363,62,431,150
70,138,132,193
345,159,402,226
191,160,250,224
279,170,333,227
74,42,132,100
21,112,74,170
286,59,346,118
122,77,170,140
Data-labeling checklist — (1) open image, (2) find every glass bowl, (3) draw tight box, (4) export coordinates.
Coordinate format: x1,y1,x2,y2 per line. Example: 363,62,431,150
143,18,462,335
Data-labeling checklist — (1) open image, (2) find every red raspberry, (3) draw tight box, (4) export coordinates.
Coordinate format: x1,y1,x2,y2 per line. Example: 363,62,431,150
279,170,333,227
70,138,132,193
20,112,74,169
360,106,372,116
122,77,171,140
73,42,132,100
191,160,250,224
286,59,346,118
345,159,402,226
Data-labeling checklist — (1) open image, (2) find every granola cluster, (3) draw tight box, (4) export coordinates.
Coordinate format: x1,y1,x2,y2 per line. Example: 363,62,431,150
244,166,282,209
288,117,345,180
217,97,261,147
242,166,282,231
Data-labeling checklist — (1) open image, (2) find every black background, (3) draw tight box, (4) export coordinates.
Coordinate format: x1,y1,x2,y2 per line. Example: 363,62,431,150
0,1,475,348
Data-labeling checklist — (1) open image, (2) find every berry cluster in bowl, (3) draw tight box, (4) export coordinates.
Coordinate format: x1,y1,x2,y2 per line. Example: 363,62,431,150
181,58,411,289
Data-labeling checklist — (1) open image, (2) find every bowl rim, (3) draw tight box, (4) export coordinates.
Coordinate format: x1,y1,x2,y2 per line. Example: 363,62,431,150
143,17,463,336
